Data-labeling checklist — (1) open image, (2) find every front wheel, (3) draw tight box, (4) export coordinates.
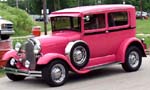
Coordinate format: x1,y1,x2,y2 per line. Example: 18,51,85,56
42,60,68,87
6,60,26,81
122,46,142,72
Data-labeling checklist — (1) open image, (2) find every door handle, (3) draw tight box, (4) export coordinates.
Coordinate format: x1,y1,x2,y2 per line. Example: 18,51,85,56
105,30,109,33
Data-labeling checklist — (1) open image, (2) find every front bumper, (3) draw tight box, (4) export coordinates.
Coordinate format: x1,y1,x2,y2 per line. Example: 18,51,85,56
2,67,42,77
0,30,15,35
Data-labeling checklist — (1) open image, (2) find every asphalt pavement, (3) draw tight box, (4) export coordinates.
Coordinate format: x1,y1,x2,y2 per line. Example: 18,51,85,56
0,56,150,90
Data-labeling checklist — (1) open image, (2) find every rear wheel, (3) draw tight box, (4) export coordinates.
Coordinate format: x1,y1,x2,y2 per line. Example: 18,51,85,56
122,46,142,72
42,60,68,87
6,60,26,81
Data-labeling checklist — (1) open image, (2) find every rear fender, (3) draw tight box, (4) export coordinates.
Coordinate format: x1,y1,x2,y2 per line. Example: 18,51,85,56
37,53,90,74
116,37,146,63
2,50,17,61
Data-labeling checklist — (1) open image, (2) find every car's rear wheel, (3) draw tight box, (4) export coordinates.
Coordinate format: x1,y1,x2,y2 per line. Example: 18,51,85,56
70,42,90,69
42,60,68,87
122,46,142,72
6,60,26,81
1,35,10,40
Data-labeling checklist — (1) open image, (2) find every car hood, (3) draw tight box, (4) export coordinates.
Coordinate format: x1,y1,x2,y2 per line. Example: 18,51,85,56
35,31,81,54
0,19,13,24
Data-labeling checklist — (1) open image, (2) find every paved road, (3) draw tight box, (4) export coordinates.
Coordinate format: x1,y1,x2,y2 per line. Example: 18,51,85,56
0,56,150,90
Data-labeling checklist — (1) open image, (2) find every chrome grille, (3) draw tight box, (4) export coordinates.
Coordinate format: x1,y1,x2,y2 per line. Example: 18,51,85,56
5,24,13,29
2,24,13,30
25,40,36,70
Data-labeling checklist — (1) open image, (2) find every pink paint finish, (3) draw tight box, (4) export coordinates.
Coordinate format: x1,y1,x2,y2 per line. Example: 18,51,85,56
2,50,17,61
3,5,146,75
37,53,89,74
116,37,145,63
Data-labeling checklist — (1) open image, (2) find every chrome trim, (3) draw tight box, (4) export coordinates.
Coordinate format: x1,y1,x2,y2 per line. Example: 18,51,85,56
0,30,15,35
3,67,42,77
85,62,121,71
25,40,36,70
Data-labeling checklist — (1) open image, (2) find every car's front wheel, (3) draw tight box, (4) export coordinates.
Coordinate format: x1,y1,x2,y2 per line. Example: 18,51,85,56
42,60,68,87
6,60,26,81
122,46,142,72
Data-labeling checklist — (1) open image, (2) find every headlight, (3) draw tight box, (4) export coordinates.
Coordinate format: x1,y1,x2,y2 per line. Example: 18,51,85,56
25,60,30,68
34,44,41,54
15,42,22,52
10,58,16,66
31,38,41,54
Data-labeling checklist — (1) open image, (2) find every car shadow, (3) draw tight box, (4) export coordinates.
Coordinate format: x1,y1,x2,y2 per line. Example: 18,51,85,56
3,65,130,89
67,65,125,83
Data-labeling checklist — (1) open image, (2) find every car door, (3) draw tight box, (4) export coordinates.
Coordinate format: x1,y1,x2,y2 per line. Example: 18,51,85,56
107,11,133,56
82,13,110,58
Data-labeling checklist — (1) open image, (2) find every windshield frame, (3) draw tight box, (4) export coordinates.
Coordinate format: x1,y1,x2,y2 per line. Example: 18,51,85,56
51,16,81,32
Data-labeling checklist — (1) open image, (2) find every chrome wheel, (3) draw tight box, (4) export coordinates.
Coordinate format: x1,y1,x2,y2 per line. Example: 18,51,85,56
73,46,87,65
128,51,140,68
122,46,142,72
51,64,66,84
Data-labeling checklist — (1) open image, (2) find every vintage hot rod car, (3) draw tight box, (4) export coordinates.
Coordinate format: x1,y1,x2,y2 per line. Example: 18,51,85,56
2,5,146,87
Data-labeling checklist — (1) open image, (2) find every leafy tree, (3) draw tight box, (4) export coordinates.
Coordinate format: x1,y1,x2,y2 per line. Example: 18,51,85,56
4,0,150,14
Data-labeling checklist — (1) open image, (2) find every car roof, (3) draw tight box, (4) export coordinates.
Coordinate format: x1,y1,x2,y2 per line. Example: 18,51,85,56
51,4,134,15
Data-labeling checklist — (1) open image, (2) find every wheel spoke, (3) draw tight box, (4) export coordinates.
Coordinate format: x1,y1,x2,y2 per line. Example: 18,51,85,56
129,51,140,68
73,46,87,65
51,64,66,83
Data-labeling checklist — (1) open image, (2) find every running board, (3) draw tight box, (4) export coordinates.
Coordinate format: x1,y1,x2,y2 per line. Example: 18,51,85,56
85,62,121,71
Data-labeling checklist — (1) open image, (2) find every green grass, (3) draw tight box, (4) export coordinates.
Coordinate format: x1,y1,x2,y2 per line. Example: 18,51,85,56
136,19,150,34
33,21,51,32
136,19,150,47
12,37,28,48
137,35,150,46
0,70,4,77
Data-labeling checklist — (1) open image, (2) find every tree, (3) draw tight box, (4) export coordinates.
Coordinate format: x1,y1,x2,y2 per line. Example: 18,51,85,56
29,0,42,14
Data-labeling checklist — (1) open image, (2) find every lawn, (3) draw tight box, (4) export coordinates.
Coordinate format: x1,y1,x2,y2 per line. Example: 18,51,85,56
34,21,51,32
0,70,4,77
136,19,150,34
136,19,150,46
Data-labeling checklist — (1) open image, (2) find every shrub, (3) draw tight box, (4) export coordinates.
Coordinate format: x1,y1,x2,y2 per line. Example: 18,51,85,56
0,3,33,36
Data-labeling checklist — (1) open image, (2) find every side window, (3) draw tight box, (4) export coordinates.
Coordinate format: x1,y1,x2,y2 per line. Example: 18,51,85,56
84,14,105,30
108,12,128,27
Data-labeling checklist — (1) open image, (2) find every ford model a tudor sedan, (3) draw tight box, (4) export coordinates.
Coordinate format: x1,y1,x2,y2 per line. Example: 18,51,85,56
2,5,146,87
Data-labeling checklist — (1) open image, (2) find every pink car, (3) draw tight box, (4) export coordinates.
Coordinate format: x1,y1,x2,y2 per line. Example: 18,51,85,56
2,5,146,87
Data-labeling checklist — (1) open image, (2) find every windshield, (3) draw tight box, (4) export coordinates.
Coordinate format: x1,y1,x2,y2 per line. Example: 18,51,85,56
51,16,81,32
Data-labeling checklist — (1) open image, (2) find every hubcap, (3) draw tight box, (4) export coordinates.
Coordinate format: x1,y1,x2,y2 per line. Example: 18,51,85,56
51,64,66,83
128,51,140,68
73,46,87,65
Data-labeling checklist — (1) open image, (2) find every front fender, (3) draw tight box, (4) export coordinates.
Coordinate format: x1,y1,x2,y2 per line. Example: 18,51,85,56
2,50,17,61
116,37,145,63
37,53,90,74
37,53,69,65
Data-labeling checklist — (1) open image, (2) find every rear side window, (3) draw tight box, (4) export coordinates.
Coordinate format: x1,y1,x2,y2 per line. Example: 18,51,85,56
108,12,128,27
84,14,105,30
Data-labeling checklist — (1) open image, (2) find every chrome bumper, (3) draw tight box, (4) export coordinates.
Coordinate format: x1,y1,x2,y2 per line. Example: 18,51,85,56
2,67,42,77
0,30,15,35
